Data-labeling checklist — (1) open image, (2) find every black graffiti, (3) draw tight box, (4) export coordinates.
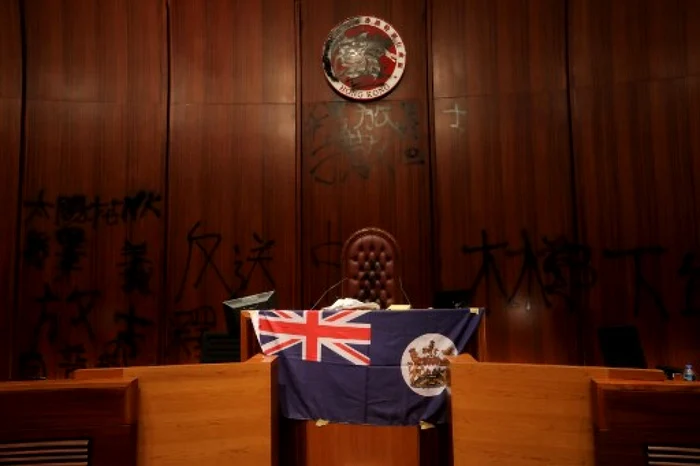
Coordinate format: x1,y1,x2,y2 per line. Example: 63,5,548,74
506,230,550,309
603,246,668,319
176,222,277,302
23,229,50,270
118,240,153,295
540,235,597,309
305,101,422,185
461,230,509,306
23,189,54,225
168,305,217,360
65,288,100,342
109,304,154,362
54,226,87,277
233,233,276,294
57,344,88,378
97,305,154,367
175,221,235,302
121,190,162,222
24,190,162,228
55,195,108,229
20,283,61,380
33,283,61,346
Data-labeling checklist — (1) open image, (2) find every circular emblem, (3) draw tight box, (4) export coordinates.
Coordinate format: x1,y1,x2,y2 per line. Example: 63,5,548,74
400,333,456,397
322,16,407,101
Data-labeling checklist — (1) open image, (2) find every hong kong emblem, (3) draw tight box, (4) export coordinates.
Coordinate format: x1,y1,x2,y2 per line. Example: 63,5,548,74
322,15,407,101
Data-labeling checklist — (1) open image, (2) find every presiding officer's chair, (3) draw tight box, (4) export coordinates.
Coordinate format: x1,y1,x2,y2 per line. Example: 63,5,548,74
341,227,403,308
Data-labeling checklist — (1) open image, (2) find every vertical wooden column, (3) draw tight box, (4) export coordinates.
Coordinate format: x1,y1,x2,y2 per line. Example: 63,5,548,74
0,0,22,380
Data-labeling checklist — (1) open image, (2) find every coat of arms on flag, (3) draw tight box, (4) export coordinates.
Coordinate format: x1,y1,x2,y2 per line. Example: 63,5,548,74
252,308,483,426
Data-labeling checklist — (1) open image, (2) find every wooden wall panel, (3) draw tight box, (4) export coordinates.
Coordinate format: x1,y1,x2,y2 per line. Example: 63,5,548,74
166,0,296,364
0,0,22,380
432,0,578,364
570,0,700,367
300,0,432,309
2,0,699,377
15,0,167,379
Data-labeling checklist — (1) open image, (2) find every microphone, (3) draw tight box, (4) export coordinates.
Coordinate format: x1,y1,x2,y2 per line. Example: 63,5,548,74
398,277,412,307
311,277,348,310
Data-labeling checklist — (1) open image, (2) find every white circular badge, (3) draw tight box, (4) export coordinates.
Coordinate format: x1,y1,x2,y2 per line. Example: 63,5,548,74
400,333,456,397
322,16,407,101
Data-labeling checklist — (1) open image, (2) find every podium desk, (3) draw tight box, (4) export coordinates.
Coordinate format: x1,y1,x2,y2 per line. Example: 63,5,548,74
240,310,466,466
448,355,666,466
592,378,700,466
0,378,137,466
75,355,278,466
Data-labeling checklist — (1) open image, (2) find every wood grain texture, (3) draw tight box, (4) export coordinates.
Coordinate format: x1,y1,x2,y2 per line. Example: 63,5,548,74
0,0,21,381
24,0,165,103
432,0,577,364
569,0,700,368
75,357,278,466
15,0,167,378
0,377,138,466
449,356,664,466
432,0,566,97
0,377,137,430
570,0,700,88
592,378,700,466
0,426,137,466
170,0,294,104
592,378,700,431
300,0,432,309
305,423,420,466
165,0,297,364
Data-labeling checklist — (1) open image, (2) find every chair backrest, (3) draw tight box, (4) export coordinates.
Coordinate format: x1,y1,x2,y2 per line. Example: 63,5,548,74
341,227,402,308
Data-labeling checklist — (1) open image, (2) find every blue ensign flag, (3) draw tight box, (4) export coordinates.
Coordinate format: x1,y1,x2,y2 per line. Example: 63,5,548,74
252,308,482,426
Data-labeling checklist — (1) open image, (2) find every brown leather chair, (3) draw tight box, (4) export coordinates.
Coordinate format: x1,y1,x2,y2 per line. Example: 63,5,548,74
341,227,402,308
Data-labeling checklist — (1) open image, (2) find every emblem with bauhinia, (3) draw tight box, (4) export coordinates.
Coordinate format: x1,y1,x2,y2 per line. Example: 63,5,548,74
329,21,400,90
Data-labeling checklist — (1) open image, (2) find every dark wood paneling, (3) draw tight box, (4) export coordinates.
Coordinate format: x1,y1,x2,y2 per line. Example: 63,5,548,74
15,0,166,379
1,0,699,378
170,0,294,104
432,0,577,363
432,0,566,97
593,379,700,466
0,378,137,430
0,378,137,466
166,0,296,364
570,0,700,368
0,0,22,381
300,0,432,309
25,0,164,102
570,0,699,88
0,0,22,97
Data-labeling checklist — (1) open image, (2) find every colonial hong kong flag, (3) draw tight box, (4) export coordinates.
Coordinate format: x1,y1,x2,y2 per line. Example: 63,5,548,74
256,310,372,365
252,309,483,426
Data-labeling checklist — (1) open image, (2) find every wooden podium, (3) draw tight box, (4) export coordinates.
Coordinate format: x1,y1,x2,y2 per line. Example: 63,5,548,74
592,378,700,465
240,311,462,466
0,378,138,466
448,355,670,466
74,355,278,466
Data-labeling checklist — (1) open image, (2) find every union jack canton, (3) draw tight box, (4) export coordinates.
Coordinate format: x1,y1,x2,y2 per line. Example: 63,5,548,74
254,310,372,365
